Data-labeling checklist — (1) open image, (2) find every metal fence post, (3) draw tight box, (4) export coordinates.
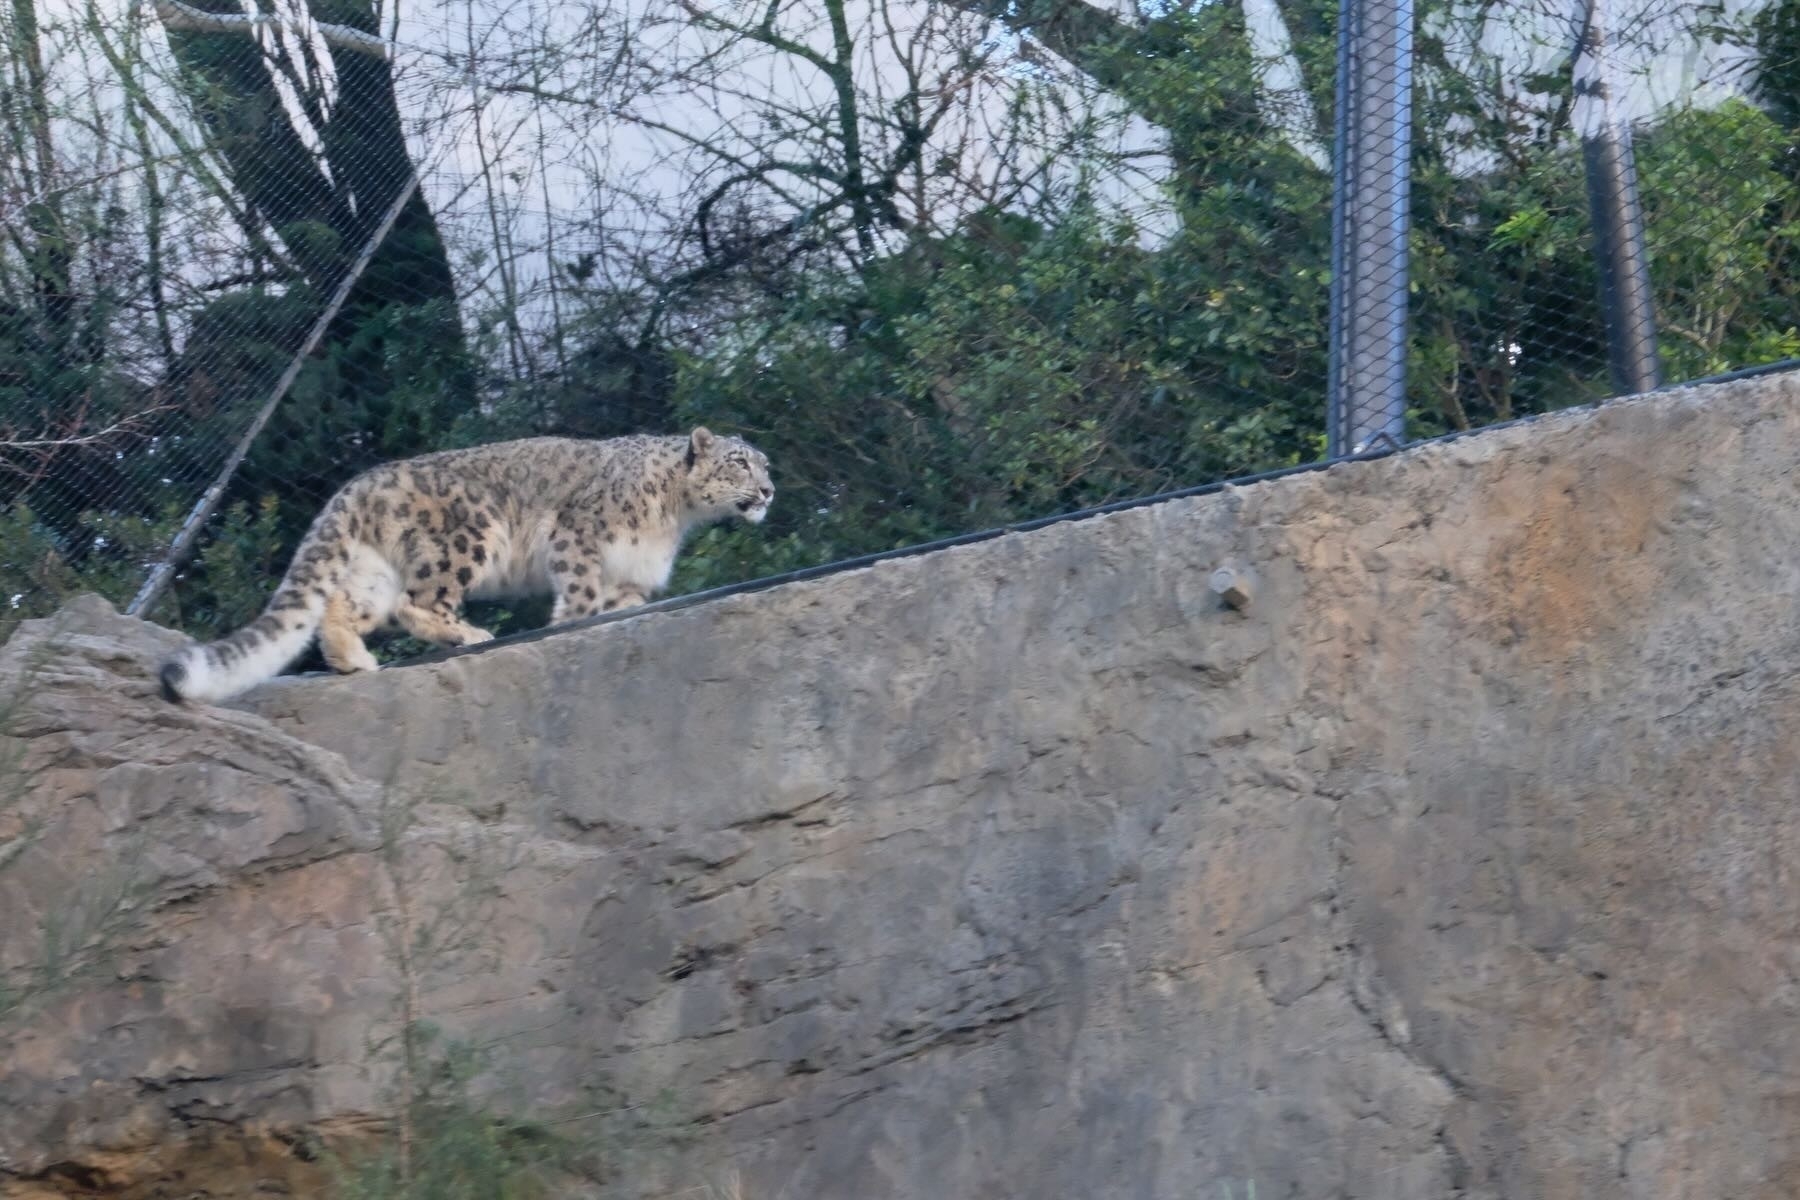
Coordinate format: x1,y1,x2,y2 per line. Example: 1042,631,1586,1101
1575,0,1662,397
1326,0,1414,457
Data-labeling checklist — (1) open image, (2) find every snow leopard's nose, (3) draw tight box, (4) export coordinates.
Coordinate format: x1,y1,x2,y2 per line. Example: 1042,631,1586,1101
760,485,774,500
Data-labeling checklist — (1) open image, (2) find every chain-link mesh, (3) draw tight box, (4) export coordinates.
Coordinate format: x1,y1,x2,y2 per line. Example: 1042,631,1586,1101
1404,0,1792,439
1,0,1794,653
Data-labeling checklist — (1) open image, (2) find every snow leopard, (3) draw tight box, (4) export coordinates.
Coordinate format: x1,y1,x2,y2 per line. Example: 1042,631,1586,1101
158,428,774,703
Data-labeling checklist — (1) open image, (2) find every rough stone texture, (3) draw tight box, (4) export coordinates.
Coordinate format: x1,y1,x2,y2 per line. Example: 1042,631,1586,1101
6,374,1800,1197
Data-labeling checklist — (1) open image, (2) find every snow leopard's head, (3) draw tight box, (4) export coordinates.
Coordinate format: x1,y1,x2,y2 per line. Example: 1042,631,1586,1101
684,427,774,524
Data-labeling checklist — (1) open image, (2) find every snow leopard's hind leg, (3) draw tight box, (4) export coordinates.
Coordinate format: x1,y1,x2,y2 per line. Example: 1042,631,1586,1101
546,519,610,624
318,592,381,674
599,583,647,613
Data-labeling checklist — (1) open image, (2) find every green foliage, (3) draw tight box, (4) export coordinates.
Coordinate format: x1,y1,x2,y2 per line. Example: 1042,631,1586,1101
176,287,477,550
0,505,84,627
0,496,288,643
1756,0,1800,136
660,13,1800,591
1635,100,1800,380
670,196,1328,590
1407,112,1611,433
158,495,292,635
330,1033,572,1200
7,0,1800,648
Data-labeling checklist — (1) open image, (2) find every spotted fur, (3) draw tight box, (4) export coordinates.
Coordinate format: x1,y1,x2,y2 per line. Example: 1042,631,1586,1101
159,428,774,704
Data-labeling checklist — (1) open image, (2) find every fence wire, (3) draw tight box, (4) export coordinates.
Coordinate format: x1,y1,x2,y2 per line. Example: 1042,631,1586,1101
1,0,1795,656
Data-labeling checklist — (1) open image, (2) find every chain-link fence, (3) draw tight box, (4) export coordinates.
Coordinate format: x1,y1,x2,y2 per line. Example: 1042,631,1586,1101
2,0,1795,653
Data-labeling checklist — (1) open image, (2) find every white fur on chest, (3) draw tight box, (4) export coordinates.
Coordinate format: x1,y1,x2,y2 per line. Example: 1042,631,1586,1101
601,530,682,592
466,517,682,599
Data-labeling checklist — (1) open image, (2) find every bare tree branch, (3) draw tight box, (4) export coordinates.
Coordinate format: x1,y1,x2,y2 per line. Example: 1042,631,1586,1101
152,0,389,59
0,399,174,487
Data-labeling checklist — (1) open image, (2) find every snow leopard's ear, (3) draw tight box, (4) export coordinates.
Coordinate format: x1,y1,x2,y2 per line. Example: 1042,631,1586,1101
686,426,715,467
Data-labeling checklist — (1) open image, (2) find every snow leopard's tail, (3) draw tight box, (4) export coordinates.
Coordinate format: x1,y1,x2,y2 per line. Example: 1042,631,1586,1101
158,583,326,704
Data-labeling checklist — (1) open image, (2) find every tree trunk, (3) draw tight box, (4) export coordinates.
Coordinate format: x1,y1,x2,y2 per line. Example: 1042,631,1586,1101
160,0,474,486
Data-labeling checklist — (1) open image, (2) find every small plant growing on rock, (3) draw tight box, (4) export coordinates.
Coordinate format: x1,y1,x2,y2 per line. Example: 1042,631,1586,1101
330,1029,575,1200
329,787,664,1199
0,626,148,1027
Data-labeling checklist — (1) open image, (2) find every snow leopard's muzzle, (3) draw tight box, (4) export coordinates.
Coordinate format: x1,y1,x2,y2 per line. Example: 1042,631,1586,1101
737,483,774,523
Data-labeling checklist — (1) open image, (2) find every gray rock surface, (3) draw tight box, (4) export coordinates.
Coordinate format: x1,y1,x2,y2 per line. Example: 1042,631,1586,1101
5,373,1800,1197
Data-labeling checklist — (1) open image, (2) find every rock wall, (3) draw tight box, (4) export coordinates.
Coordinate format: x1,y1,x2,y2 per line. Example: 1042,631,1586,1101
6,374,1800,1198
